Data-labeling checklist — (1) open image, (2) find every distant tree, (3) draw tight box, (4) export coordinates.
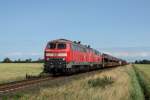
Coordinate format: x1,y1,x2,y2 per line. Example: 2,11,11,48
33,58,44,63
25,58,32,63
135,60,139,64
2,57,12,63
18,59,21,63
135,59,150,64
1,58,44,63
13,59,22,63
143,59,150,64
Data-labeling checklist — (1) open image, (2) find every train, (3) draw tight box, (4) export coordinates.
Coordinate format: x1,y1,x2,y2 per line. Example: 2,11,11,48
44,39,127,74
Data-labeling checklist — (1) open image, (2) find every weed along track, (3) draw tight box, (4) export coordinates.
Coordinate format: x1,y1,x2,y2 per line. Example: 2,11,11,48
133,64,150,100
0,66,116,95
8,65,136,100
0,76,54,94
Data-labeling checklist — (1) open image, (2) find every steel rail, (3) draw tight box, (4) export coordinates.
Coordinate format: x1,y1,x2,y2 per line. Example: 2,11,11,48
0,66,122,94
0,76,53,94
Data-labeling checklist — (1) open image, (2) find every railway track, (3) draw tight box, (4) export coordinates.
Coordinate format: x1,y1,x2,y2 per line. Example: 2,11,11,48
0,76,54,94
0,66,120,95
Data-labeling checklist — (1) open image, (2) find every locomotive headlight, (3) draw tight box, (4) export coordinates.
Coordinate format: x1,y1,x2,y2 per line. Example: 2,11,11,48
58,53,67,56
46,53,54,56
62,58,65,61
46,53,67,57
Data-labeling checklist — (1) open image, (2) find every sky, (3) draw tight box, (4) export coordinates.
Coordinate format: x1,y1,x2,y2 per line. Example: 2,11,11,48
0,0,150,61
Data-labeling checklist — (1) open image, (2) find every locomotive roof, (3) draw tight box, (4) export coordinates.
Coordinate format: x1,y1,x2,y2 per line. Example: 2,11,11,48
50,39,72,43
49,39,92,49
48,39,125,61
49,39,101,53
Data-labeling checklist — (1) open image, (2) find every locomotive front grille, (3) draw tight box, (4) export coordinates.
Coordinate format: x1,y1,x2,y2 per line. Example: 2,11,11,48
44,58,67,73
45,58,66,65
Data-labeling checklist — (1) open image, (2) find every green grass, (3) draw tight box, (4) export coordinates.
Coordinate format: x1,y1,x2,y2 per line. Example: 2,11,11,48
3,65,144,100
134,64,150,99
0,64,146,100
88,76,114,88
0,63,43,84
127,65,144,100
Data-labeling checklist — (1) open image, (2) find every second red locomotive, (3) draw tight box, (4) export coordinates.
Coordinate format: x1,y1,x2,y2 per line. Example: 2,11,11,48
44,39,126,74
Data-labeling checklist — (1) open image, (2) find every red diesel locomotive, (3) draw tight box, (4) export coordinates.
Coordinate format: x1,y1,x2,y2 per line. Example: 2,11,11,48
44,39,126,74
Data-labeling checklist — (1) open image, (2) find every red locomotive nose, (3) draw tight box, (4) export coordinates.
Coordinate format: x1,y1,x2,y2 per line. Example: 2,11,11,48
44,41,70,62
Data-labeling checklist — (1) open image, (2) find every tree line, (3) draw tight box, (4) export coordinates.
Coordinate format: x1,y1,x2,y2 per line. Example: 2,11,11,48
1,57,150,64
135,59,150,64
1,57,44,63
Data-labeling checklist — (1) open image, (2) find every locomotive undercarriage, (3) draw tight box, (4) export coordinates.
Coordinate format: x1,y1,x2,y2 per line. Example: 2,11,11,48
44,58,103,74
44,58,66,74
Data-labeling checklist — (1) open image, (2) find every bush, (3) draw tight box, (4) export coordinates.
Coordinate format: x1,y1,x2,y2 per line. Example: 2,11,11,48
88,76,114,88
2,57,12,63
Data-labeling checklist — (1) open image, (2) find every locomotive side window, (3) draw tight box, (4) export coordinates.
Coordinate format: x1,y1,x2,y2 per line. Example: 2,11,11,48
77,46,80,51
71,44,74,50
74,45,78,51
71,44,77,51
47,43,56,49
82,47,86,52
71,44,87,52
57,43,66,49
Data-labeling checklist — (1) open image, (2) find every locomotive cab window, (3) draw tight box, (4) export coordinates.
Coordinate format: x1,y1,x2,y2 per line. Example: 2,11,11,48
47,43,56,49
57,43,66,49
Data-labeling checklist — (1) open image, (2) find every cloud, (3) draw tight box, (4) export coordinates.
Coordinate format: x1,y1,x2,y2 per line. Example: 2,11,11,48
5,52,23,56
4,52,42,57
2,47,150,61
105,51,150,58
100,47,150,60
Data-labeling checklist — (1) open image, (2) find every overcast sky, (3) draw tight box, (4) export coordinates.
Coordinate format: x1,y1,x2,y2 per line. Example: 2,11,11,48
0,0,150,61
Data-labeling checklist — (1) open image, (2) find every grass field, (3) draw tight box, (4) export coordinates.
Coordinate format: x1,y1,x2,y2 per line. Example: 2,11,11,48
134,64,150,99
2,65,144,100
0,63,43,84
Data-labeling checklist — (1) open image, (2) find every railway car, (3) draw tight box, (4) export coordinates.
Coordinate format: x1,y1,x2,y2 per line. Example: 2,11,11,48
120,59,127,65
44,39,127,74
102,54,121,67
